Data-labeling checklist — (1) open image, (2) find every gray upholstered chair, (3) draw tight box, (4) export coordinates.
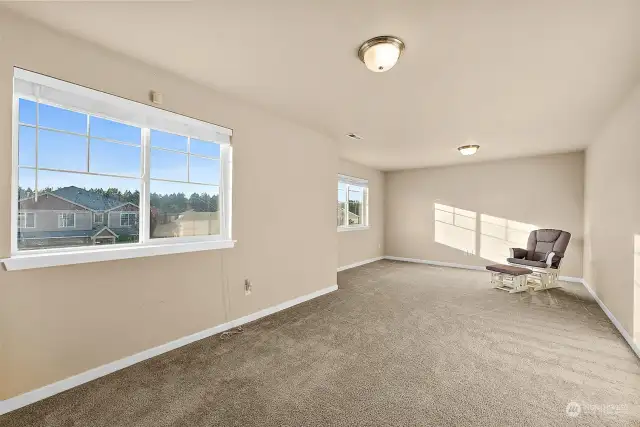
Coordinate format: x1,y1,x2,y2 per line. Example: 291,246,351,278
507,229,571,290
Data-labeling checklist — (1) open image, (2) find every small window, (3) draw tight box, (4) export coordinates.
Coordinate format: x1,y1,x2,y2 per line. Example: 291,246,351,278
94,213,104,223
58,213,76,228
337,175,369,230
17,212,35,228
120,212,137,227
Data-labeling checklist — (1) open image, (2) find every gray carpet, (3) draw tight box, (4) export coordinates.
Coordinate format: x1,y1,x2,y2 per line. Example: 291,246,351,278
2,260,639,426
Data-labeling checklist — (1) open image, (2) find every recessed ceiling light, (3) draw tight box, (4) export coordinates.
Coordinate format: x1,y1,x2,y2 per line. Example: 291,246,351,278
458,144,480,156
358,36,405,73
346,133,363,140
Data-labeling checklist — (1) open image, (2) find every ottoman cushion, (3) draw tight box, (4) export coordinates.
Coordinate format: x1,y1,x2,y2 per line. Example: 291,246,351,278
486,264,532,276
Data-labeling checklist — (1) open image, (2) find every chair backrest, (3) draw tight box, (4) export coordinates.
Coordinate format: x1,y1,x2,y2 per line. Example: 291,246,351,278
526,229,571,267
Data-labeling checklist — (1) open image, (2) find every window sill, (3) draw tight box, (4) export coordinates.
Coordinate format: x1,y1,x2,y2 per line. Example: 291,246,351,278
2,240,236,271
337,226,370,233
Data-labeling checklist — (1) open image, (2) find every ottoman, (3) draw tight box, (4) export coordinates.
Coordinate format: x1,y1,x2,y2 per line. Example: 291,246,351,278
486,264,533,293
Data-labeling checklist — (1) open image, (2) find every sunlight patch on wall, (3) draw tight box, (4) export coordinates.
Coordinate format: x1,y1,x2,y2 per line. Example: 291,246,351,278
479,214,538,264
434,203,476,255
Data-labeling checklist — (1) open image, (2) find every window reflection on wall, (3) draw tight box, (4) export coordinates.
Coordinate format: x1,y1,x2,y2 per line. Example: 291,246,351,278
480,214,537,263
434,203,476,254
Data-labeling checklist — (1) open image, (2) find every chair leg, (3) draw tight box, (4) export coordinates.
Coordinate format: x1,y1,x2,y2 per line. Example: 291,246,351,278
508,275,528,293
532,271,560,291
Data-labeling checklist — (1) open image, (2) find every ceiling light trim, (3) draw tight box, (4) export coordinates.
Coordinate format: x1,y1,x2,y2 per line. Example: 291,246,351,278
457,144,480,156
358,35,405,72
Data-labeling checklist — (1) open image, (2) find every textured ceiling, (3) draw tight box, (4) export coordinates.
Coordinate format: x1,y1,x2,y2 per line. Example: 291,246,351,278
6,0,640,170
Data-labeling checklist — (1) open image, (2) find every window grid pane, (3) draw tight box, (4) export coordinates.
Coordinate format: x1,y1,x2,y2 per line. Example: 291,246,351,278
16,98,145,251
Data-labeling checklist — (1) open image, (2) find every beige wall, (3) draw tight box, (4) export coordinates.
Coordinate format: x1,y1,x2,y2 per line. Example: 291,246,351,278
337,159,384,268
0,10,338,399
385,152,585,278
583,82,640,340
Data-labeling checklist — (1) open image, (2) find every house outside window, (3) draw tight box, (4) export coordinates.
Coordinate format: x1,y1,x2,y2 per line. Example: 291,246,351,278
9,68,233,264
17,212,35,228
58,213,76,228
337,175,369,230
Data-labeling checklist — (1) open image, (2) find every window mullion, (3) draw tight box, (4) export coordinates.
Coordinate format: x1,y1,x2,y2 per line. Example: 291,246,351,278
86,115,90,173
187,136,191,183
34,100,39,201
345,184,350,227
140,128,151,243
364,187,369,226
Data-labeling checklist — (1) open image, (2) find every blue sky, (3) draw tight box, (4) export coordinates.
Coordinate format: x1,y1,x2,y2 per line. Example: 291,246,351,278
337,182,363,204
17,99,220,197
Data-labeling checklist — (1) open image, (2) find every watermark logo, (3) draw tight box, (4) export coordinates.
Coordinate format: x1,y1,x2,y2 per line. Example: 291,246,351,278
566,402,582,418
565,401,627,418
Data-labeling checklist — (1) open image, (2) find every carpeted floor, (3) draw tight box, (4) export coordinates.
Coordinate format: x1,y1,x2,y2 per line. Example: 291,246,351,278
2,260,639,426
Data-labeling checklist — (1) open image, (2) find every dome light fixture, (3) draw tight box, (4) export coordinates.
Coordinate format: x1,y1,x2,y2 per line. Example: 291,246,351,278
458,144,480,156
358,36,405,73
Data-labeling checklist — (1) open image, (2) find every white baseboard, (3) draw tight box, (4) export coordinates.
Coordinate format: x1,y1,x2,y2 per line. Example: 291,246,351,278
384,256,487,271
581,280,640,359
337,256,383,272
384,256,583,283
385,255,638,359
0,284,338,416
558,276,583,283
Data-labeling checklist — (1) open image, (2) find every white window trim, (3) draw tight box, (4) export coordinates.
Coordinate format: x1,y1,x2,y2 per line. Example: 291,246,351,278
3,240,236,271
94,213,104,223
17,212,36,229
337,174,369,231
337,225,370,232
5,68,235,271
57,213,76,228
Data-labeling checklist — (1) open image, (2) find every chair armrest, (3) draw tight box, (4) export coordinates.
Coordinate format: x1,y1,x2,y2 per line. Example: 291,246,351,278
510,248,527,258
544,252,556,268
544,251,564,268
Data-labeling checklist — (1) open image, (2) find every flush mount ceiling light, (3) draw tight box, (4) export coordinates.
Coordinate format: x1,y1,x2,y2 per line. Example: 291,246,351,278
358,36,405,72
457,144,480,156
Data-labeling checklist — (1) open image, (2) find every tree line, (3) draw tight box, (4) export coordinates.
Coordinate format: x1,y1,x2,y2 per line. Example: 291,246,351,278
19,186,219,214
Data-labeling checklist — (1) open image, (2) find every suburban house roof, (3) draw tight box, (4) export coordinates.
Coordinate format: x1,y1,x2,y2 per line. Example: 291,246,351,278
51,186,130,211
19,186,139,213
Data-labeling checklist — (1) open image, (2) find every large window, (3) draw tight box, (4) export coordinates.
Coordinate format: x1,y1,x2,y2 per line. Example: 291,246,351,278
11,68,233,261
337,175,368,230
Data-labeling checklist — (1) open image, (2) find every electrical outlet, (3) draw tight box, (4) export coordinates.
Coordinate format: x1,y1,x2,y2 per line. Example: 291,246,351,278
244,279,252,296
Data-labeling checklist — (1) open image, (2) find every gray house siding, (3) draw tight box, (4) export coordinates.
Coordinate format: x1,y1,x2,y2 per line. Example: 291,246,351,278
19,210,93,233
17,189,139,250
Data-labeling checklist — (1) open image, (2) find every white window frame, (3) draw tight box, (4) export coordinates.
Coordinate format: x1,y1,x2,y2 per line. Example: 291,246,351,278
94,212,104,223
120,212,137,227
17,212,36,229
337,174,369,232
57,212,76,228
4,68,235,271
